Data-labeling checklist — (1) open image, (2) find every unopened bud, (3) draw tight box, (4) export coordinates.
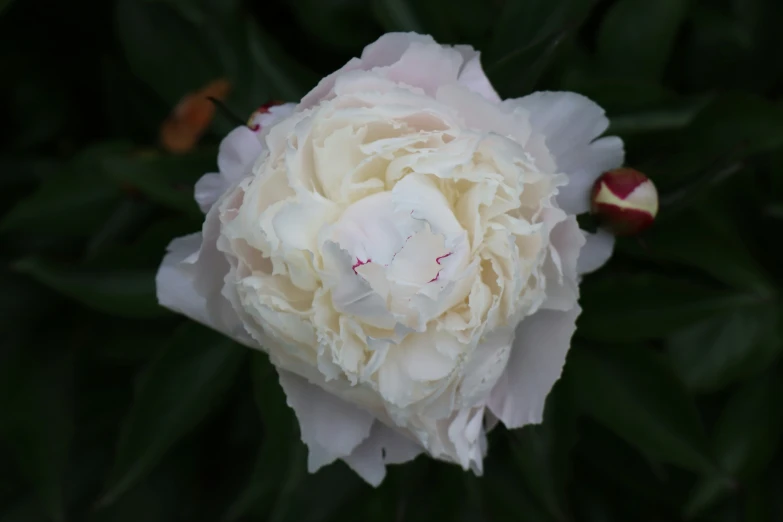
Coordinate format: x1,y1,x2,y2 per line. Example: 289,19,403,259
591,168,658,236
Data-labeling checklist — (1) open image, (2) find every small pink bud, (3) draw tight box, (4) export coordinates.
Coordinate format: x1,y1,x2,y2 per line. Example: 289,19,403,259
247,100,285,132
591,168,659,236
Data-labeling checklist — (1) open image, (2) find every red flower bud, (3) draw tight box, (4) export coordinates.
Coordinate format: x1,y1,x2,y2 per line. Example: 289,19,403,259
591,168,658,236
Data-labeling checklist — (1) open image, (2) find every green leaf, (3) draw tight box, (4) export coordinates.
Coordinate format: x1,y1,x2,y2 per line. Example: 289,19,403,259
0,166,121,237
289,0,380,51
596,0,689,82
618,208,773,293
607,95,713,136
685,371,783,518
488,4,576,96
14,257,164,319
578,273,761,341
101,149,217,218
223,353,302,522
668,305,780,394
84,199,156,261
242,20,319,102
506,375,578,522
0,350,73,522
115,0,226,105
575,421,676,511
116,0,315,120
99,323,245,507
0,0,17,15
481,460,550,522
372,0,426,33
279,463,365,522
642,94,783,191
569,344,716,474
486,0,596,96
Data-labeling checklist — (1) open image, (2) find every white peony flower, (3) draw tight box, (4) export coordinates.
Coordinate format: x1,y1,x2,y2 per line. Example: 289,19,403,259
156,32,623,485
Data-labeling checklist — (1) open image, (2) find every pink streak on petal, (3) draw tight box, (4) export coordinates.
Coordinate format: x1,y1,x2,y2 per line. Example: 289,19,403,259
352,258,371,274
428,252,453,283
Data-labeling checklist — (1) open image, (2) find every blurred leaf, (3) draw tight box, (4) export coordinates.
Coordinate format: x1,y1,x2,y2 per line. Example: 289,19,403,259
0,0,17,15
668,305,780,394
0,496,50,522
607,95,713,136
0,271,59,333
619,208,773,293
101,149,216,218
14,257,164,319
681,2,783,93
84,199,156,261
507,375,577,522
578,273,762,341
372,0,426,33
223,353,302,522
99,323,246,507
116,0,315,125
0,167,120,237
290,0,380,51
90,437,203,522
280,463,365,522
481,460,550,522
0,350,73,522
3,59,70,151
101,56,170,141
643,94,783,191
765,203,783,219
486,0,596,96
242,20,319,102
569,344,715,474
115,0,228,105
575,421,678,513
685,371,783,518
596,0,689,82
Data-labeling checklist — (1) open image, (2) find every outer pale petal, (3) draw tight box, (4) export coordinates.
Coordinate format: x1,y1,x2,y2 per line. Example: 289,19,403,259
277,369,375,472
217,126,265,184
193,127,265,214
156,233,210,324
343,423,423,486
488,305,581,428
194,174,225,213
156,203,251,345
508,92,624,215
578,228,615,275
454,45,502,103
299,33,435,109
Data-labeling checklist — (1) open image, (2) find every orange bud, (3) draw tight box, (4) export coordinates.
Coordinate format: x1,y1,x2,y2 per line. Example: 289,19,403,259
159,78,232,154
591,168,658,236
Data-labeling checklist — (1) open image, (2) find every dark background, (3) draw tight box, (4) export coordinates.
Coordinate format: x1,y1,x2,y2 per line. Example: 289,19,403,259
1,0,783,521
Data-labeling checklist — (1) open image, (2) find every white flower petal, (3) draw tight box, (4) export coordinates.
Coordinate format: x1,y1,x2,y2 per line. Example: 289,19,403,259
578,228,615,275
194,173,226,213
277,369,374,472
217,126,264,183
454,45,502,103
488,305,581,428
156,233,209,324
156,203,251,345
508,92,624,215
299,33,435,110
541,215,585,311
374,41,463,97
343,422,423,487
361,32,436,67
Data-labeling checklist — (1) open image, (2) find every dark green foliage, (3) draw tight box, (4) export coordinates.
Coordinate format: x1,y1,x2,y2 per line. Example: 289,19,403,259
1,0,782,520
